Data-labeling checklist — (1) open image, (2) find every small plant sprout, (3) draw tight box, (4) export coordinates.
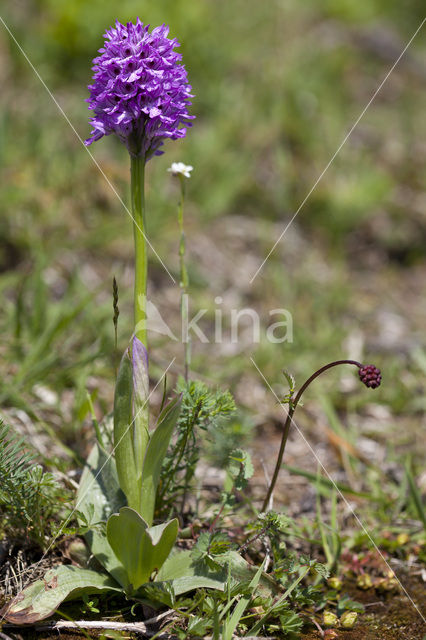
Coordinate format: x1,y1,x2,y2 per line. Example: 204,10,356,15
340,610,358,628
0,420,69,548
262,359,382,512
168,161,193,380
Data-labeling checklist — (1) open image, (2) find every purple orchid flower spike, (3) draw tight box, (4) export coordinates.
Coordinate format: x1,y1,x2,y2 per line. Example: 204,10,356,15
85,18,194,160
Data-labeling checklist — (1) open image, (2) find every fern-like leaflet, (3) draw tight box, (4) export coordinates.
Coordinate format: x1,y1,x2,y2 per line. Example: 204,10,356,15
0,419,67,547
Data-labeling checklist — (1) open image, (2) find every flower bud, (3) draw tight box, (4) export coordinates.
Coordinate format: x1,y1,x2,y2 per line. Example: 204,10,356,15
340,611,358,628
376,576,399,593
323,611,338,627
328,576,343,590
358,364,381,389
356,573,373,590
396,532,409,546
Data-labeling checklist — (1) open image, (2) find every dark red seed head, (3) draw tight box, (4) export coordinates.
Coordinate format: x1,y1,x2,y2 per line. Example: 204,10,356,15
358,364,382,389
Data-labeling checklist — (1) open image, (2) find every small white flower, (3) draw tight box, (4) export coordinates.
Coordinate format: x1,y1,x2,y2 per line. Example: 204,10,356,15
167,162,193,178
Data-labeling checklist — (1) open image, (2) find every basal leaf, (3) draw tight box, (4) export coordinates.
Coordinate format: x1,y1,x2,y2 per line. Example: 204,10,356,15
77,442,128,588
139,396,181,525
0,565,120,624
106,507,178,592
155,549,226,595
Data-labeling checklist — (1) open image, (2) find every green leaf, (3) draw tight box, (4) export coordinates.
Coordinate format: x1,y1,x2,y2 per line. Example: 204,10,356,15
77,443,128,588
188,616,210,636
191,532,234,567
106,507,178,592
215,551,279,598
247,565,310,636
114,351,138,510
283,465,378,500
228,449,254,480
0,565,120,624
312,561,330,580
155,549,226,595
227,448,254,491
132,336,150,482
337,594,365,614
140,582,176,607
278,610,304,634
405,459,426,530
223,560,265,640
280,370,296,408
139,396,182,525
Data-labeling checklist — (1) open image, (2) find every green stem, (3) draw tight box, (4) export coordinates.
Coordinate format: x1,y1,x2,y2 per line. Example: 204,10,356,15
131,155,147,347
130,155,149,509
87,391,104,449
261,359,362,513
178,176,190,381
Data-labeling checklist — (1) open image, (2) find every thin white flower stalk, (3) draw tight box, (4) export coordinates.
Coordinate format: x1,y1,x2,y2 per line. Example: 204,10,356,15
168,163,193,380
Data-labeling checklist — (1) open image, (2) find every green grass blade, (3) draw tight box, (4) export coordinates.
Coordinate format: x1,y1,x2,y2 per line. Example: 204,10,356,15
283,465,378,500
246,565,310,637
223,560,265,640
316,469,332,568
405,459,426,530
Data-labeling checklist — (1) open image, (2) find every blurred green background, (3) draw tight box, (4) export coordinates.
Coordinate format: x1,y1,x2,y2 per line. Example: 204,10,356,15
0,0,425,479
